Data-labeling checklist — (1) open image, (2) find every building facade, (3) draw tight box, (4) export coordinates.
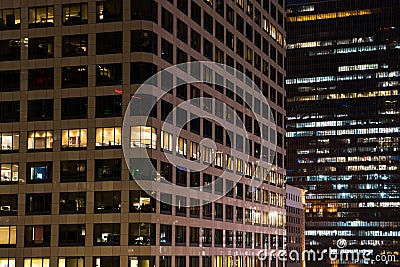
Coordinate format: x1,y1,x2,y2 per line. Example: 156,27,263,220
0,0,287,267
286,0,400,266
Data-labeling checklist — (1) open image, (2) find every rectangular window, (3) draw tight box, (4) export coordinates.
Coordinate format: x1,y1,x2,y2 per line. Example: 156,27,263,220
176,136,187,157
191,1,201,24
62,34,88,57
204,12,213,34
131,31,157,54
26,162,52,183
59,192,86,214
28,37,53,59
131,62,157,84
61,129,87,149
236,207,243,223
189,227,199,246
58,257,84,267
95,159,121,181
59,225,85,246
0,8,20,30
93,257,119,267
94,224,120,246
60,161,86,182
27,131,53,150
96,127,122,147
177,19,188,43
0,194,17,215
160,224,172,245
202,228,212,246
0,259,16,267
94,191,121,213
62,3,87,25
25,193,52,215
96,64,122,86
24,258,50,267
190,30,201,52
28,6,54,27
190,141,199,160
96,95,122,118
130,126,156,149
28,68,53,90
161,8,173,33
161,131,173,151
161,39,173,63
62,66,88,88
0,163,19,184
131,0,158,22
175,225,186,246
96,32,122,54
0,226,16,247
28,100,52,121
129,223,156,246
0,101,19,122
130,190,156,213
0,70,19,92
96,0,122,22
0,39,20,61
226,205,233,221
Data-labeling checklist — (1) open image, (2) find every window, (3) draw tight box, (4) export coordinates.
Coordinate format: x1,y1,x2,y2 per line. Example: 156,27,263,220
131,62,157,84
226,205,233,221
203,256,212,267
161,131,172,152
62,35,88,57
177,0,188,13
94,224,120,246
58,257,84,267
204,12,213,34
26,194,51,215
28,68,53,90
59,225,85,246
160,224,172,245
202,228,212,246
129,257,155,267
130,126,156,149
131,31,157,54
190,141,199,160
29,37,54,59
159,257,171,267
215,203,223,220
0,101,19,122
24,258,50,267
93,257,119,267
96,64,122,86
215,22,224,42
161,8,173,33
203,39,213,59
0,39,20,61
26,162,52,183
60,161,86,182
95,159,121,181
96,0,122,22
95,96,122,118
0,195,17,215
0,163,18,184
236,14,244,33
177,19,188,42
27,131,53,150
60,192,86,214
0,259,15,267
131,0,158,22
161,39,173,63
28,6,54,27
175,226,186,246
191,1,201,24
203,202,212,219
0,70,19,92
191,30,201,52
96,127,121,147
129,223,156,246
236,207,243,223
176,136,187,156
215,229,223,246
96,32,122,54
62,3,87,25
176,48,187,65
189,227,199,246
190,198,200,217
61,97,87,120
176,168,187,186
0,226,16,247
0,8,20,30
28,100,52,121
61,129,87,149
130,191,156,213
62,66,88,88
94,191,121,213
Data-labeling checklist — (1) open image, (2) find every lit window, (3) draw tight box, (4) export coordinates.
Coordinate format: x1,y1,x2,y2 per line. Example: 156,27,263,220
58,257,84,267
161,131,172,151
27,162,51,183
27,131,53,150
0,258,15,267
226,155,233,170
61,129,87,148
25,225,51,246
0,9,20,30
62,3,88,25
215,151,223,168
236,158,244,173
130,191,156,213
0,132,19,151
96,127,121,147
190,141,199,160
130,126,157,149
129,257,155,267
24,258,50,267
176,137,187,157
203,146,213,164
93,224,120,246
0,226,16,246
129,223,156,246
28,6,54,27
0,163,18,184
245,162,253,177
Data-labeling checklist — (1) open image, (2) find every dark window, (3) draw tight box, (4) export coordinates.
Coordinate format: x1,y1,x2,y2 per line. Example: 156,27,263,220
96,95,122,118
25,225,51,246
161,39,173,63
28,100,53,121
191,30,201,52
160,257,171,267
96,32,122,54
61,97,88,120
203,119,212,138
28,6,54,27
0,39,20,61
204,12,213,34
62,34,88,57
226,230,234,246
0,8,20,30
0,194,17,215
226,30,234,50
176,167,187,186
25,193,51,215
95,159,121,181
131,62,157,84
130,190,156,213
246,23,253,41
176,48,187,65
203,39,212,59
94,191,121,213
227,6,234,25
236,183,243,199
215,22,224,42
93,257,119,267
203,256,212,267
28,68,53,90
215,229,223,246
96,63,122,86
191,1,201,25
160,224,172,245
176,196,187,216
26,162,52,183
202,228,212,246
96,0,122,22
236,38,244,57
0,70,19,92
175,226,186,246
162,8,173,33
215,125,223,144
236,231,243,247
236,207,243,223
131,31,157,54
177,0,188,14
131,0,157,22
60,161,86,182
62,3,88,25
94,224,120,246
189,227,199,246
0,101,19,122
28,37,53,59
59,225,85,246
236,14,244,33
216,0,224,17
62,66,88,88
226,205,234,221
177,19,188,43
129,223,156,246
176,256,185,267
60,192,86,214
160,193,172,214
215,203,223,220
